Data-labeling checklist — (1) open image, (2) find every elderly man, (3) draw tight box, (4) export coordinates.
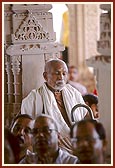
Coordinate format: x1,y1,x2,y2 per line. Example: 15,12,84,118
10,114,34,162
20,114,78,164
70,119,107,164
21,59,90,153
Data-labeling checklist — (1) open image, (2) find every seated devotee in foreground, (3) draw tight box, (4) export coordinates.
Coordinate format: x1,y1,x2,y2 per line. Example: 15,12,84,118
4,128,20,164
21,59,91,154
70,119,107,164
82,93,99,119
68,65,87,95
10,114,34,162
19,114,78,164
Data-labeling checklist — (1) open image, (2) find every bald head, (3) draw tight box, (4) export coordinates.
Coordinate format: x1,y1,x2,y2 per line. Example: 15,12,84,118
44,59,68,73
32,114,59,155
43,59,68,91
70,119,107,164
34,114,58,131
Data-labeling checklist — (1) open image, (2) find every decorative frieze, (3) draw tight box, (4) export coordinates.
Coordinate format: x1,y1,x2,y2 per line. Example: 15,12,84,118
86,55,111,66
12,4,56,43
97,4,111,56
6,42,64,55
44,52,62,62
12,13,50,43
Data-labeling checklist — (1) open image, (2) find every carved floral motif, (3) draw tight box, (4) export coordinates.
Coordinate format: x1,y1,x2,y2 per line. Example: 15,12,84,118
12,13,49,43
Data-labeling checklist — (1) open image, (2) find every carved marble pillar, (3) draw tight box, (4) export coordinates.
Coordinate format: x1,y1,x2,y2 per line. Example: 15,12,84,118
6,4,64,97
4,3,64,126
68,4,99,93
68,4,79,67
4,54,14,127
68,4,99,67
11,55,22,103
5,55,14,103
86,4,112,161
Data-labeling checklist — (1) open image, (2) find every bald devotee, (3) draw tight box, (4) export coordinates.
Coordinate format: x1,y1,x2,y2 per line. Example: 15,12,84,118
70,119,107,164
21,59,90,154
20,114,78,164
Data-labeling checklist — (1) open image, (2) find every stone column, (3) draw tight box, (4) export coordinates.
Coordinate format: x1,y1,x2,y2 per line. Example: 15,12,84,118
86,4,112,161
11,55,22,103
4,4,64,125
69,4,100,66
5,55,14,103
6,4,64,97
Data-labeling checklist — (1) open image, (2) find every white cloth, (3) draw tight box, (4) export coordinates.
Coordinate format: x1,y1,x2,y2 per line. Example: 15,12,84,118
68,80,87,95
19,148,78,164
21,83,87,152
55,148,78,164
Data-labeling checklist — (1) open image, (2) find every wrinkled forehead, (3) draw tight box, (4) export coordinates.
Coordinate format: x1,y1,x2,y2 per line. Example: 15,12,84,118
34,117,55,129
45,61,68,72
73,122,98,137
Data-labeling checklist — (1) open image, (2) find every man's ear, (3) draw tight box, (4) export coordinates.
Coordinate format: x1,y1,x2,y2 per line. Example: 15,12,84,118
43,72,48,81
85,101,89,106
91,104,96,109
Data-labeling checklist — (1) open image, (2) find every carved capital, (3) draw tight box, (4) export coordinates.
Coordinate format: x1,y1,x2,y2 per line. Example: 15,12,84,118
11,55,22,75
5,55,12,75
97,5,111,56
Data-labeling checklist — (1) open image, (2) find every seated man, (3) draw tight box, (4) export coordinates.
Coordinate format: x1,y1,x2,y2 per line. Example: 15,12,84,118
10,114,34,162
20,114,78,164
21,59,90,154
70,119,107,164
82,93,99,119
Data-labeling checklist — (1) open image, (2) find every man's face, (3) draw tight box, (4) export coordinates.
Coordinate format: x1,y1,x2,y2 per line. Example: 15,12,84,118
44,62,68,91
68,67,78,82
32,117,58,156
72,122,104,164
91,104,99,118
11,117,33,150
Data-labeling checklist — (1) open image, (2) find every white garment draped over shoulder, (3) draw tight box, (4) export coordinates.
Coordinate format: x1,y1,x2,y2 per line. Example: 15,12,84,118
21,83,87,138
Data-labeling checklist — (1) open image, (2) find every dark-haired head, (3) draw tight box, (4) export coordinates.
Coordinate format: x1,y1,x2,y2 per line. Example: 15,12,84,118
10,114,33,161
82,94,98,106
82,94,99,118
10,114,33,130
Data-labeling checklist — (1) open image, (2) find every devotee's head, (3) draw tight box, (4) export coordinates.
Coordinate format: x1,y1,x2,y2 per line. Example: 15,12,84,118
43,59,68,91
32,114,59,157
10,114,33,157
83,94,99,118
70,119,107,164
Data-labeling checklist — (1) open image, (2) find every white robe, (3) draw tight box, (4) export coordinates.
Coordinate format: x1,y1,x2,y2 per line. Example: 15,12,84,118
21,83,87,153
